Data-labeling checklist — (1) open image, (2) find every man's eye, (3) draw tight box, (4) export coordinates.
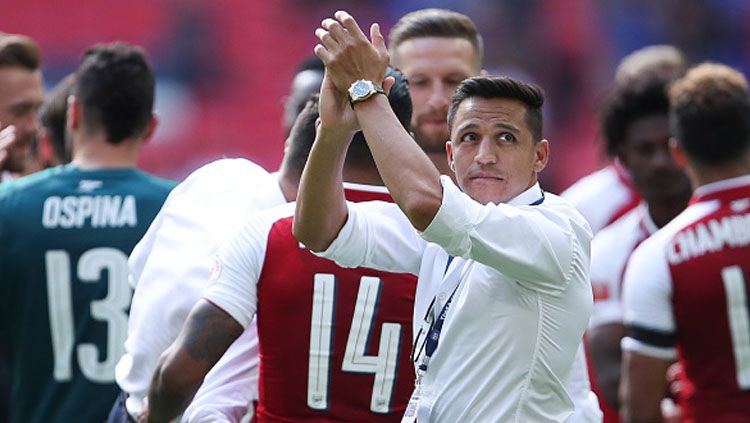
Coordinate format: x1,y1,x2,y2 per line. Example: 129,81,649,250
461,133,478,143
499,133,515,142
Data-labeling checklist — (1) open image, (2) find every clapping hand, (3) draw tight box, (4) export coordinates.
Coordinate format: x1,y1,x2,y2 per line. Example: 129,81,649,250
314,11,389,94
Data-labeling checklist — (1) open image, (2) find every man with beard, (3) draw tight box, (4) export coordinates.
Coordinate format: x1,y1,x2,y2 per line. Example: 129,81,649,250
0,33,44,182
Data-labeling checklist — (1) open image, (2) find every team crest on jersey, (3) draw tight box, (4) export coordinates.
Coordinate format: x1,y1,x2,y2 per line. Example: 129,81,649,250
208,255,222,286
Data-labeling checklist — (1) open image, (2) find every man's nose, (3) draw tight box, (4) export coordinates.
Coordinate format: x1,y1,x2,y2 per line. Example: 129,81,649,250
427,82,450,110
475,138,497,165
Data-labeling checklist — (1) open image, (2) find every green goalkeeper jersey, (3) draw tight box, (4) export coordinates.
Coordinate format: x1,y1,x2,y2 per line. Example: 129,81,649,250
0,165,175,423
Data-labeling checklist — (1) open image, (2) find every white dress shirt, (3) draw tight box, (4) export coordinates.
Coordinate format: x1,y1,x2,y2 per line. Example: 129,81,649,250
315,176,594,422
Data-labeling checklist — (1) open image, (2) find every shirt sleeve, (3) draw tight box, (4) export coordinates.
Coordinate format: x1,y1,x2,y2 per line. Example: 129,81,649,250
620,237,677,360
203,215,269,329
588,234,625,328
314,200,425,275
421,176,590,295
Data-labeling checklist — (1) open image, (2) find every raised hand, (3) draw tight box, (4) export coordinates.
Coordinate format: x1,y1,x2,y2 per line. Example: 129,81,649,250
313,11,389,94
317,70,358,135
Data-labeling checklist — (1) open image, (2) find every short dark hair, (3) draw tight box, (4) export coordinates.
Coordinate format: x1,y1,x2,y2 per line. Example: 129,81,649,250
389,8,483,66
40,74,75,164
601,74,676,157
74,42,155,144
346,66,412,167
295,55,325,75
284,94,320,180
0,33,40,70
669,63,750,166
447,76,544,140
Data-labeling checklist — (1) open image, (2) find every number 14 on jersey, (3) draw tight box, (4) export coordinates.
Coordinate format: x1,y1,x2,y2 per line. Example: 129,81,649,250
308,274,401,414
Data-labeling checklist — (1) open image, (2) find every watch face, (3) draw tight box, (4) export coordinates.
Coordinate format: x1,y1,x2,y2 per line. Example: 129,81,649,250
352,81,371,97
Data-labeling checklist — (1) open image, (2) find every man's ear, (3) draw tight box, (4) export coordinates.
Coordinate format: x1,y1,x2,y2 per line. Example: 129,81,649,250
480,69,489,77
446,140,456,172
669,137,688,168
533,139,550,173
139,114,159,144
67,95,80,132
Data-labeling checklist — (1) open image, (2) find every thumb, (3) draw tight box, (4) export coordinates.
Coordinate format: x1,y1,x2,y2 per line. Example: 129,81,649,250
381,76,395,96
370,23,387,54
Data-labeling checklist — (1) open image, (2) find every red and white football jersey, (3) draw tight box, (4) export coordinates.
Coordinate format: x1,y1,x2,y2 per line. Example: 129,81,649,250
590,203,656,328
205,184,417,422
588,203,656,422
622,175,750,421
561,163,641,234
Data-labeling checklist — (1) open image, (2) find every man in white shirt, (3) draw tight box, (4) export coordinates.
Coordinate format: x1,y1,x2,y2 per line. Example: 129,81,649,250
143,68,418,422
620,64,750,422
294,11,593,422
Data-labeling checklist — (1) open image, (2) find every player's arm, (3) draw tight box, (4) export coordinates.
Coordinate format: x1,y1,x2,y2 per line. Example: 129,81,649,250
588,322,626,410
620,350,670,422
312,11,443,232
293,71,358,252
143,299,242,423
619,241,676,423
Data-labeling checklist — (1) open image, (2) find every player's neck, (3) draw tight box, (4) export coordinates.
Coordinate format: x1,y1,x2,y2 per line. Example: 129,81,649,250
647,198,689,228
690,154,750,190
70,135,140,170
343,165,384,186
427,151,456,183
277,173,298,202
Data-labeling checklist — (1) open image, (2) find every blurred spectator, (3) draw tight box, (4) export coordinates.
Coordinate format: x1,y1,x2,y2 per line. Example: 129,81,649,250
38,73,75,167
0,33,44,182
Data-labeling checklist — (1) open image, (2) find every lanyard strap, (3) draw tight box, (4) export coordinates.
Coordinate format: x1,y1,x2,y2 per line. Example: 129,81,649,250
419,279,461,370
414,190,545,375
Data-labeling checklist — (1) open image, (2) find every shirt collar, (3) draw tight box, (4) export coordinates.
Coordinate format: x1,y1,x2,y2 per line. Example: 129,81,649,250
691,174,750,204
506,182,544,207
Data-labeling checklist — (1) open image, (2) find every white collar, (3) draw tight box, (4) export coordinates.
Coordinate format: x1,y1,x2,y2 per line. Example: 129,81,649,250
694,174,750,198
506,182,544,206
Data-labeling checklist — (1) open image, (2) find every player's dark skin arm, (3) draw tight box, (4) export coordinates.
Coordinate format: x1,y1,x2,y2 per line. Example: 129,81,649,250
620,349,670,423
143,299,242,423
588,322,626,410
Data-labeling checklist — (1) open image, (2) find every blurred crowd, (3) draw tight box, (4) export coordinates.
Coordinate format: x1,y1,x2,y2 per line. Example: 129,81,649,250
1,0,748,192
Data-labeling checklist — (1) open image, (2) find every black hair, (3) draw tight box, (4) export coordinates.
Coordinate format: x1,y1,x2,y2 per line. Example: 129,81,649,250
447,76,544,140
74,42,155,144
346,66,412,167
295,55,325,74
601,76,674,157
40,74,75,164
284,94,320,181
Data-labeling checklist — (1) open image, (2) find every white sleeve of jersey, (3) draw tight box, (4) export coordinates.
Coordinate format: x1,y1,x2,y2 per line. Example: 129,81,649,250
183,321,260,423
117,158,284,418
588,220,631,328
314,200,425,275
203,209,279,328
621,236,677,360
561,166,634,234
422,176,592,295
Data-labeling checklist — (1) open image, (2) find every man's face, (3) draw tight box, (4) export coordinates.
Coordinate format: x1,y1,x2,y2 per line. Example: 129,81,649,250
619,114,691,204
447,97,547,205
392,37,479,154
0,67,44,172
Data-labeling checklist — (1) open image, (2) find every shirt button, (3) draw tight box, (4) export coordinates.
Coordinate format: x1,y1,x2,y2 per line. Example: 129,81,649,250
438,292,447,302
